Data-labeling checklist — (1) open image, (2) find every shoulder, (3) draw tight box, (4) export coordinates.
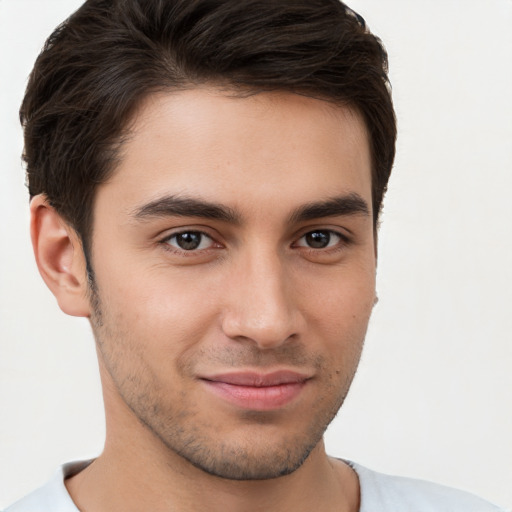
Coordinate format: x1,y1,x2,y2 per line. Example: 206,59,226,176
4,461,91,512
348,461,507,512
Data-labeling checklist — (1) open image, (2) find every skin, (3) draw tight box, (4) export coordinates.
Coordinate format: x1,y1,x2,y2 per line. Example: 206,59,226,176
31,88,376,512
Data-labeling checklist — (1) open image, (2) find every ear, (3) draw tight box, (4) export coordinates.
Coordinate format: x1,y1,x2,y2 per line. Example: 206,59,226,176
30,195,91,317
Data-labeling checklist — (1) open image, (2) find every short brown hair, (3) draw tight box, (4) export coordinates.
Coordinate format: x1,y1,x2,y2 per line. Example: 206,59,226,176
20,0,396,257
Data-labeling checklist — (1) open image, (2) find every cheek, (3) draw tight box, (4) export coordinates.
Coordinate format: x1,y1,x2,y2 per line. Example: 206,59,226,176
93,258,221,364
300,266,375,377
302,262,376,330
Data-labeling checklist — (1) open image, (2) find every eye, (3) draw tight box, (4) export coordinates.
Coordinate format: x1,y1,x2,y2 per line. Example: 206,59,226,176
295,229,343,249
164,231,215,251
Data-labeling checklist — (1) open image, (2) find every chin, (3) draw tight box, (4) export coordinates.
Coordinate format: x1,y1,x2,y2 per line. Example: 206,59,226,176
178,437,320,481
154,414,331,481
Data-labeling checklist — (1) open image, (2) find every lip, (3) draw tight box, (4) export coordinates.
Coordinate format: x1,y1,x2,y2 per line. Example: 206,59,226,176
200,370,311,411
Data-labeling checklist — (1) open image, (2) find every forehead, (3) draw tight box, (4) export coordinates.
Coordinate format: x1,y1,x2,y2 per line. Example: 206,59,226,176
100,87,372,219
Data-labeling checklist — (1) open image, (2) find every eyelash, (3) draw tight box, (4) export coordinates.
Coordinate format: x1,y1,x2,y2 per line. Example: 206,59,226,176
160,230,220,256
293,229,349,252
159,228,350,257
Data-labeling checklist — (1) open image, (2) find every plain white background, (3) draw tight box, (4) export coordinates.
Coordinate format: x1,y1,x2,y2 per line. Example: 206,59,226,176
1,0,511,508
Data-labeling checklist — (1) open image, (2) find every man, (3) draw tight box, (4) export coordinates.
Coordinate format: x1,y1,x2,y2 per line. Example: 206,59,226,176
4,0,506,511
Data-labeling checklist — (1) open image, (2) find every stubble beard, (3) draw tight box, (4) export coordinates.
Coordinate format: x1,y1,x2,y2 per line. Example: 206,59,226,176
134,377,352,481
88,281,363,481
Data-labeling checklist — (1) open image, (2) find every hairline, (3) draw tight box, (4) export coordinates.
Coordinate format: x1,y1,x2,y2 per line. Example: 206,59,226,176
80,81,373,255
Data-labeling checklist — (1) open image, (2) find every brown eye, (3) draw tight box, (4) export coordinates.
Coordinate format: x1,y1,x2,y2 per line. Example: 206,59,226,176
165,231,214,251
296,230,342,249
305,231,330,248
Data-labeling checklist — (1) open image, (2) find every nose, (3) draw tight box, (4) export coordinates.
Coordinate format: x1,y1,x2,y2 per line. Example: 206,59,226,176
221,251,304,349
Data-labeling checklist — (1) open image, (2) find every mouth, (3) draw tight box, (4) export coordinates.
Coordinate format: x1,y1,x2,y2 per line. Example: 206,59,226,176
200,370,311,411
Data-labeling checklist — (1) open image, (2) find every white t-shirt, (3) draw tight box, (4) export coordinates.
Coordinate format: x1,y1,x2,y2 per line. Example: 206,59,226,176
4,460,507,512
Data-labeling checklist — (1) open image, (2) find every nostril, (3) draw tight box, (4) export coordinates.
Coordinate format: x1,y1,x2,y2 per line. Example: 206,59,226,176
221,309,302,349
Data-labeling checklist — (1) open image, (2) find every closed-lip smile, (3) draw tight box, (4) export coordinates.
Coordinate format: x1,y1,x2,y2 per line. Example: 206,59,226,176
200,370,311,411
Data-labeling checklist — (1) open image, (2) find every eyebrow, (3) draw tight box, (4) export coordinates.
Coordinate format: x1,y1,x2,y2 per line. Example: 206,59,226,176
131,195,241,224
130,192,369,225
288,193,370,223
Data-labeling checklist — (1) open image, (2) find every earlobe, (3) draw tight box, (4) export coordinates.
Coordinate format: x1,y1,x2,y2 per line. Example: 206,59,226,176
30,195,91,317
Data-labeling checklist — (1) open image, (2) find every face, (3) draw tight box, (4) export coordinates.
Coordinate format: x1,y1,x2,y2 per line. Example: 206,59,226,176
88,88,376,480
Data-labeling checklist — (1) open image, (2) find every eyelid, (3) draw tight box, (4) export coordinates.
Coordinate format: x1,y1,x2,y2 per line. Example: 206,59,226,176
159,227,223,255
294,230,343,248
293,226,350,243
168,231,213,249
291,228,353,263
157,225,351,258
